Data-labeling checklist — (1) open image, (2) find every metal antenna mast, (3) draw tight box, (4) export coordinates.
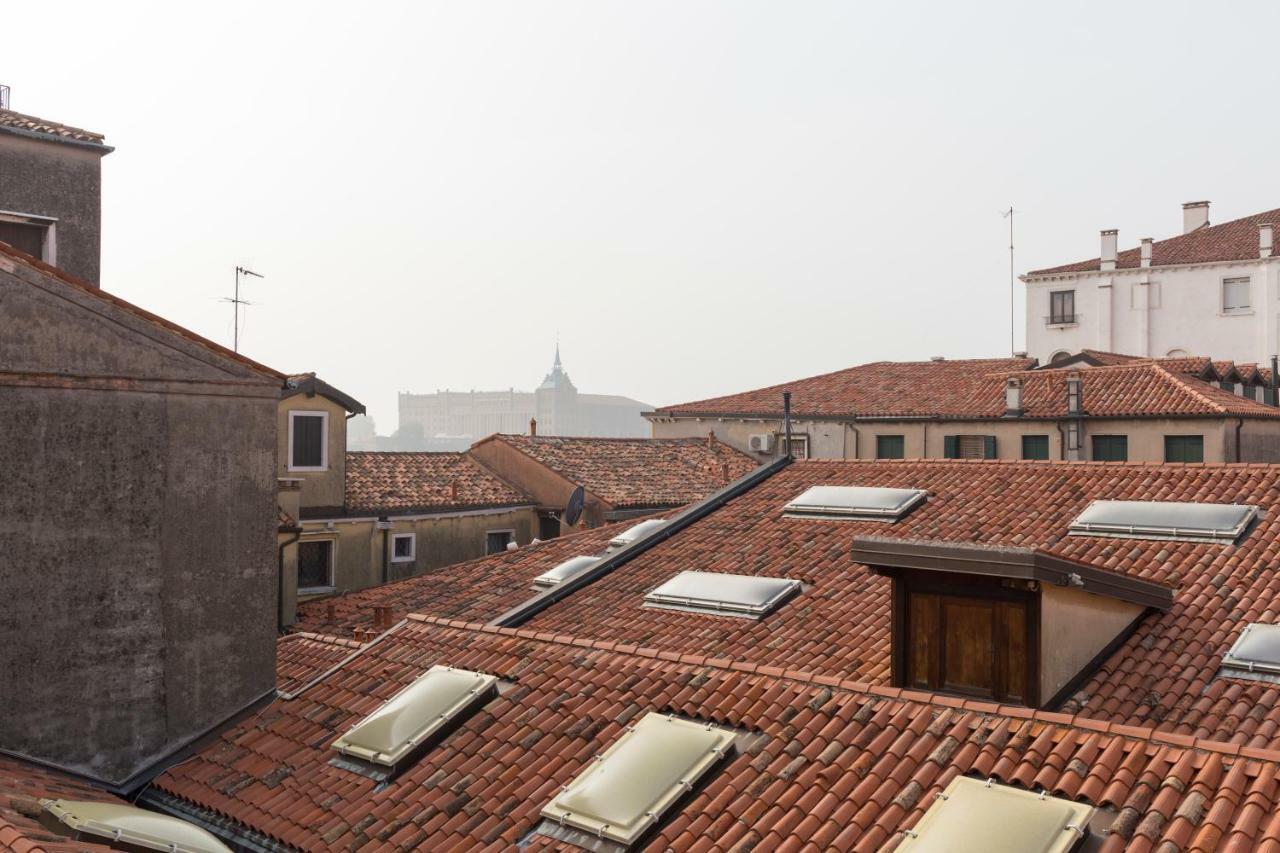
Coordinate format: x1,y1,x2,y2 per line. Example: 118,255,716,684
225,266,264,352
1002,207,1015,355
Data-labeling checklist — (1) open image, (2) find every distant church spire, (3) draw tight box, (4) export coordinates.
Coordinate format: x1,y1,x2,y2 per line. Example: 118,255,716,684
554,341,561,369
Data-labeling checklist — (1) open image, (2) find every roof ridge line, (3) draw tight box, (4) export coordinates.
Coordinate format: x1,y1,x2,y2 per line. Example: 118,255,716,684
1155,363,1230,414
404,615,1280,766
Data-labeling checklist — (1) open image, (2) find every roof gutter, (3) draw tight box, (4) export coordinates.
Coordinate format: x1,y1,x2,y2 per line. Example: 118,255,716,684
489,455,792,628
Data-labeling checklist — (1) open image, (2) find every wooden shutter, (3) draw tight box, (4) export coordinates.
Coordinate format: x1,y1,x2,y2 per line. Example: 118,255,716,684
292,415,324,468
982,436,997,459
943,436,958,459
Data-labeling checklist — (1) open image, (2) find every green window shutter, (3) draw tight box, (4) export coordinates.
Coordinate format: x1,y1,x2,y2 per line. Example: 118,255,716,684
1021,435,1049,460
943,435,958,459
1092,435,1128,462
877,435,905,459
1165,435,1204,463
982,435,997,459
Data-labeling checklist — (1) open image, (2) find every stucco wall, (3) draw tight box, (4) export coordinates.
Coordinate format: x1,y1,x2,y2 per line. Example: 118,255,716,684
1024,259,1280,365
298,507,539,594
1039,584,1143,704
0,133,105,285
277,395,347,511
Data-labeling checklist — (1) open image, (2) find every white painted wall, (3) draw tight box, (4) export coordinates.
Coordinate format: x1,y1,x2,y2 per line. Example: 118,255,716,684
1024,258,1280,364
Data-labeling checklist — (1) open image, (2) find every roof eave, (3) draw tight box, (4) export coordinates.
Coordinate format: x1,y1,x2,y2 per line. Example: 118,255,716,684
0,123,113,153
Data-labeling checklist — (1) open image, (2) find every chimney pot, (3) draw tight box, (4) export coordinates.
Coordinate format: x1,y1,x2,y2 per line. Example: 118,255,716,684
1004,377,1023,417
707,429,714,449
325,602,336,621
529,417,537,436
450,481,458,500
1100,230,1118,271
1261,223,1274,259
930,356,945,362
1182,200,1210,234
1140,238,1153,268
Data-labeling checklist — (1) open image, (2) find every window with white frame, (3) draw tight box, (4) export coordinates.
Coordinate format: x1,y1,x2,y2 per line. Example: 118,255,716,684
391,533,415,562
485,530,515,555
1223,277,1252,314
780,434,809,459
288,411,328,471
0,211,55,263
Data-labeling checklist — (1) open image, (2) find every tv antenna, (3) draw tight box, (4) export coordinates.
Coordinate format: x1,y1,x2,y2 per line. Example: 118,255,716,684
223,266,264,352
1002,207,1015,355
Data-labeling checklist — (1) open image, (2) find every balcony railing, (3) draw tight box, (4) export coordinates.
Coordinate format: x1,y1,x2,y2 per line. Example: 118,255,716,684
1045,313,1080,327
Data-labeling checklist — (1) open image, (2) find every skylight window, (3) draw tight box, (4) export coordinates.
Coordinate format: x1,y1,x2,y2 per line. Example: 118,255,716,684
541,713,735,846
643,571,800,619
331,665,497,768
607,518,666,551
534,555,599,588
783,485,927,521
898,777,1094,853
1068,500,1258,544
41,799,232,853
1222,623,1280,681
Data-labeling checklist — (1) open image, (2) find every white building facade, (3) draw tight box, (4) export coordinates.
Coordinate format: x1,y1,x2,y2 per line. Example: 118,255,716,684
1024,202,1280,366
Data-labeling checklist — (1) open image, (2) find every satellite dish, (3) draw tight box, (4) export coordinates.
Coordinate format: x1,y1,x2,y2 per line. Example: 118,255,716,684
564,485,586,527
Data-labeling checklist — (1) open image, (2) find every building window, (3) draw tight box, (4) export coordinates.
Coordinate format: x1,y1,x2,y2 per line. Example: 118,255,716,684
781,434,809,459
1165,435,1204,463
1021,435,1049,460
288,411,328,471
1091,435,1128,462
486,530,515,555
538,515,561,541
1223,277,1252,314
0,212,55,263
876,435,905,459
298,540,334,590
944,435,996,459
1049,350,1072,365
1048,290,1075,325
391,533,415,562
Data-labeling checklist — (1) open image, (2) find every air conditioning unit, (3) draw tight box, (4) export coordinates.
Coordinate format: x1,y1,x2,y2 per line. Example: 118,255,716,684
748,433,774,453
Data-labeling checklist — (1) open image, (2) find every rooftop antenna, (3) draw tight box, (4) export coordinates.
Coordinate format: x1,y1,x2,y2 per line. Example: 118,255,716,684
223,266,264,352
1002,206,1016,356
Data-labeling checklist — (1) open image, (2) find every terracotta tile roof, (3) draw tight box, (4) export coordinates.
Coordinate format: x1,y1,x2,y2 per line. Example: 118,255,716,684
0,241,284,382
0,755,121,851
517,459,1280,748
291,519,642,636
475,434,758,508
150,618,1280,852
652,357,1038,418
344,451,532,515
0,108,107,147
275,632,365,694
1028,206,1280,275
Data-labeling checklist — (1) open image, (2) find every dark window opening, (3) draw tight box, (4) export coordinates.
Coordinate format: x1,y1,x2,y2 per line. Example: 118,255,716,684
0,220,47,259
1049,290,1075,325
539,515,561,540
291,414,325,468
1091,435,1128,462
486,531,514,555
1021,435,1049,460
1165,435,1204,463
298,540,333,589
876,435,905,459
393,535,413,559
944,435,996,459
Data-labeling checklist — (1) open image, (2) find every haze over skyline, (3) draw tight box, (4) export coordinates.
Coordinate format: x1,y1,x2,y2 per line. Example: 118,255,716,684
6,1,1280,429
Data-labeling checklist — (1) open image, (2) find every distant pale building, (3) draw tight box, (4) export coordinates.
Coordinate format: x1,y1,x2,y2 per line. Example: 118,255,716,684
399,347,652,442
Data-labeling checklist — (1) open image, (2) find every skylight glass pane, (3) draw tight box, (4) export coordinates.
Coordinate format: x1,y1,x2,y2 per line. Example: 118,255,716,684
1068,500,1257,543
541,713,735,845
42,799,232,853
644,571,800,619
898,777,1093,853
332,665,497,766
1223,623,1280,675
783,485,927,520
608,518,666,549
534,555,599,588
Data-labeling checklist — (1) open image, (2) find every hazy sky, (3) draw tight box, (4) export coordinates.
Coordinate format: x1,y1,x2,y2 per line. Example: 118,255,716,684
7,2,1280,428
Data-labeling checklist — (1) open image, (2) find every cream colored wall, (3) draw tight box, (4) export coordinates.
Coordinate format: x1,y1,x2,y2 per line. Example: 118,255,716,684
277,395,347,510
299,507,539,594
1039,584,1143,703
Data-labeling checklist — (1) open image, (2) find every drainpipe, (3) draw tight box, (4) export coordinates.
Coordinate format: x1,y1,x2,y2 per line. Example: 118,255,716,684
783,392,793,458
1272,355,1278,406
381,523,390,585
1235,417,1244,462
277,531,301,632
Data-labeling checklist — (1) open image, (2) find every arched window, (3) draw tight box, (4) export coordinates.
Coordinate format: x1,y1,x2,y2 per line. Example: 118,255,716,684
1049,350,1072,364
1166,348,1189,358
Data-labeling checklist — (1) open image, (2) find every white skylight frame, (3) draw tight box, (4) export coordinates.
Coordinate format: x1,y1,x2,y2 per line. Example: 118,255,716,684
783,485,928,521
41,799,233,853
331,665,497,767
607,518,667,550
897,777,1094,853
541,713,735,846
534,555,600,589
643,571,800,619
1068,499,1259,544
1222,623,1280,678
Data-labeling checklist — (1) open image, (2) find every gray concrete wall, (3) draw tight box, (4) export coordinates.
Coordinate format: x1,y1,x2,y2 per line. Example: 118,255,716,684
0,256,279,785
0,133,106,285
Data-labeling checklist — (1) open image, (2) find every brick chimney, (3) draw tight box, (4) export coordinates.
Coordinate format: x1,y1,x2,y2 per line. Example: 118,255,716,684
1261,223,1274,259
1140,238,1153,268
450,481,459,501
529,417,537,436
1183,201,1210,234
1100,230,1118,271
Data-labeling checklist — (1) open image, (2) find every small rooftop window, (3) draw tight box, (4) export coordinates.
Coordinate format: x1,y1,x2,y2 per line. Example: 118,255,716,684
607,518,667,550
644,571,800,619
331,665,497,768
541,713,734,846
1068,500,1258,544
1222,623,1280,681
898,777,1094,853
783,485,927,521
534,555,600,588
41,799,232,853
